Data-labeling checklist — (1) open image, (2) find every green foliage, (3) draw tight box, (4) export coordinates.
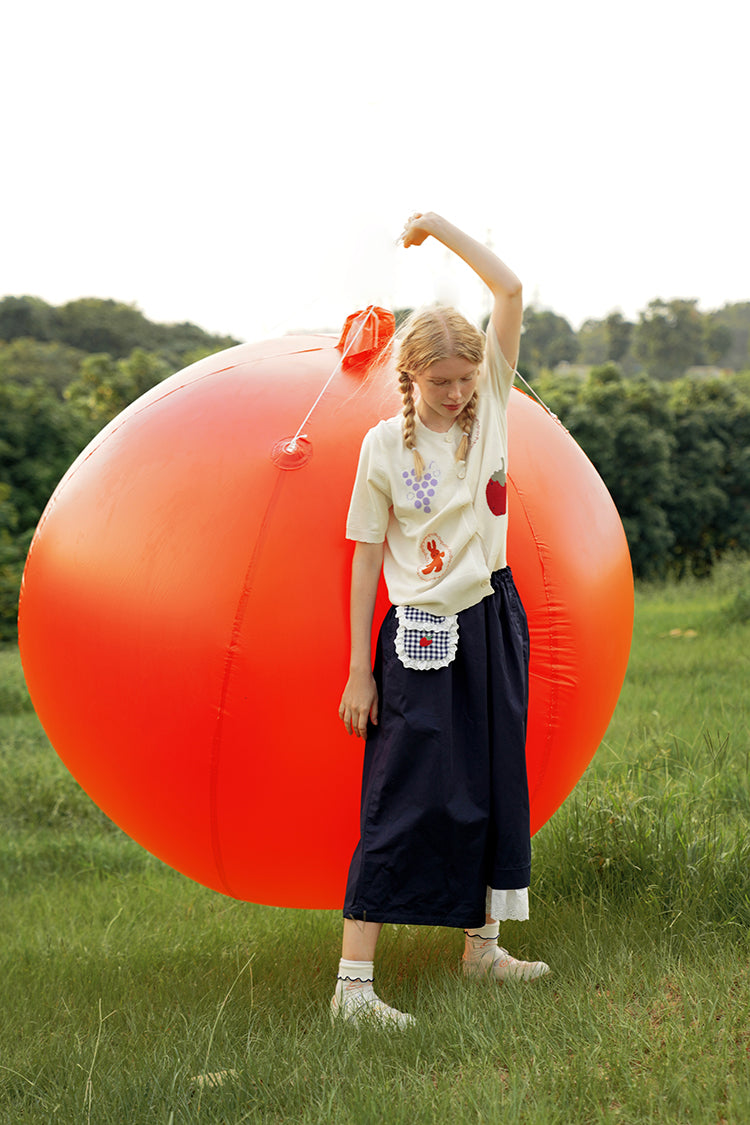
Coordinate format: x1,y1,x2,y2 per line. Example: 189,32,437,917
575,317,607,365
0,536,27,643
64,347,173,426
0,337,86,399
54,297,155,356
706,301,750,369
724,586,750,625
0,380,97,530
536,362,750,578
604,310,632,362
52,297,241,362
704,319,733,364
0,298,241,638
0,294,240,365
634,298,707,380
0,482,28,642
665,376,750,574
520,307,579,374
575,301,750,382
151,320,241,368
711,549,750,625
538,365,676,578
0,295,57,341
577,313,635,370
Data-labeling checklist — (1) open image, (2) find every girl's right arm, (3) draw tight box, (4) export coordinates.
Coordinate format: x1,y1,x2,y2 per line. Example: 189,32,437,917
338,540,385,738
401,212,523,370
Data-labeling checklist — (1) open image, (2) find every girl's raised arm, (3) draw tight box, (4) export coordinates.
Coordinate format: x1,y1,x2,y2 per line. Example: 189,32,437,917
401,212,523,369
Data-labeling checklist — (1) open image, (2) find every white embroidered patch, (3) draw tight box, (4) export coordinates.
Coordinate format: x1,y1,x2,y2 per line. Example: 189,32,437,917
417,534,452,581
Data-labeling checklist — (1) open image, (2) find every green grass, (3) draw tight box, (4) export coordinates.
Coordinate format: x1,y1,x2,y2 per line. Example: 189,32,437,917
2,558,749,1123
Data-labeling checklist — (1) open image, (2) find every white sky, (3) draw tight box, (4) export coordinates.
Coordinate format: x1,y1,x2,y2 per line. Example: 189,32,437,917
3,0,748,342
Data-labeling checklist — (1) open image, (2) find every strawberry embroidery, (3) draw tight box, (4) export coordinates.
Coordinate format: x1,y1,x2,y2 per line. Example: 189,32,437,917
419,633,434,648
486,460,507,516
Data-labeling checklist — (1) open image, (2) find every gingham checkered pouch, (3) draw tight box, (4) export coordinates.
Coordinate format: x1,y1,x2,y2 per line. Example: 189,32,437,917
394,606,459,671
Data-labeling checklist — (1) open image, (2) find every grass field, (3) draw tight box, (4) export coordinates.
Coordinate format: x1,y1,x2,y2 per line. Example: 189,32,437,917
1,558,749,1124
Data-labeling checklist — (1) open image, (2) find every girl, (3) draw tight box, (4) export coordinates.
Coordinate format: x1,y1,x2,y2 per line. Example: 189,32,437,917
334,213,549,1028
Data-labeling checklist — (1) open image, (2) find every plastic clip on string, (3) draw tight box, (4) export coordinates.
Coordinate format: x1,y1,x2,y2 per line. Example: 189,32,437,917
271,305,395,470
336,306,395,369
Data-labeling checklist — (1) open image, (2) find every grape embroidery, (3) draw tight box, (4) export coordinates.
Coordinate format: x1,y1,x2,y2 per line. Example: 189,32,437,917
402,462,440,514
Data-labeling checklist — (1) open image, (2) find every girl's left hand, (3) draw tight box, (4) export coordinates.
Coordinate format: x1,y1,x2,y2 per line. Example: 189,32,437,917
339,670,379,738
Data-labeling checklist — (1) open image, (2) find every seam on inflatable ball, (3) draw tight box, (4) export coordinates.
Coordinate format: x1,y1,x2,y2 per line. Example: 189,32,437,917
209,469,288,898
26,366,241,553
27,349,327,551
18,370,243,678
507,471,559,814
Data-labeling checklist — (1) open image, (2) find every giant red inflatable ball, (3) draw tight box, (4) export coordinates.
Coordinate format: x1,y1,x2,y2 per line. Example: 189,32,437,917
18,307,633,908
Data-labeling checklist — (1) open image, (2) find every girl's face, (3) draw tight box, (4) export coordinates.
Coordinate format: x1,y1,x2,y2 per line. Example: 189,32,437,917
413,356,479,432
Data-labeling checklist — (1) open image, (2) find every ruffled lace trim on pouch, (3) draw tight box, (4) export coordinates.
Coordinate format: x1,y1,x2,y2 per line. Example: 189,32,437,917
486,887,529,922
394,606,459,671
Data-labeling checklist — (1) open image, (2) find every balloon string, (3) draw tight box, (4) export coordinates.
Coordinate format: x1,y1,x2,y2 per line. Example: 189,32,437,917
512,368,564,427
282,297,563,448
286,306,379,450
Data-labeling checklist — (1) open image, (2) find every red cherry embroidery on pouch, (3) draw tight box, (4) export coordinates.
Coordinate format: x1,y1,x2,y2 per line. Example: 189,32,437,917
486,466,507,516
419,634,433,647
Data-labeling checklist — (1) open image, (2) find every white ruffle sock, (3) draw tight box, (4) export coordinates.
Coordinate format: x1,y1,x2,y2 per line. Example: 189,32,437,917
462,921,550,982
331,959,415,1029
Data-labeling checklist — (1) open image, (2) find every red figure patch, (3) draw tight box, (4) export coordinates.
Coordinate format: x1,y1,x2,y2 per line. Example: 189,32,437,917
418,534,452,582
486,464,507,516
421,539,445,575
419,633,433,647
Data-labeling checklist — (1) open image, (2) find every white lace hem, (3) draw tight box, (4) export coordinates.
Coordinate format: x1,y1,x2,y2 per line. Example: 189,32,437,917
486,886,529,922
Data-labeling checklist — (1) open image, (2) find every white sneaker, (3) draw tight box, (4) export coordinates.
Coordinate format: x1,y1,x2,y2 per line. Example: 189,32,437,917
330,986,416,1029
463,945,550,982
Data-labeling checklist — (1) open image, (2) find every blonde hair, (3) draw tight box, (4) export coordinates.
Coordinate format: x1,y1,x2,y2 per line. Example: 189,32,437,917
396,306,484,479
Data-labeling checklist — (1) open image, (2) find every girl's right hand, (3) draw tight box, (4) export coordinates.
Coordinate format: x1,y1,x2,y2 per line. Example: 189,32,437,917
401,211,440,248
339,671,379,738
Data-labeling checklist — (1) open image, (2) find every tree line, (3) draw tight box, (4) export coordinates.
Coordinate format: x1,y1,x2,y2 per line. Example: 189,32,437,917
532,363,750,580
2,294,749,639
0,296,240,640
518,298,750,381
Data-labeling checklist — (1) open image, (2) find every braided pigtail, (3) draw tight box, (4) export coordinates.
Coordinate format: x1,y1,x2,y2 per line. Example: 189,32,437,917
399,370,426,480
455,392,478,465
